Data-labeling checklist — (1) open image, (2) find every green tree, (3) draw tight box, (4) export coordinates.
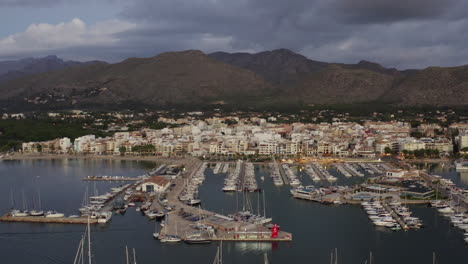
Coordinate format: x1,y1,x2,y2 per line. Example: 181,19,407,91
384,147,393,155
36,144,42,152
119,146,126,155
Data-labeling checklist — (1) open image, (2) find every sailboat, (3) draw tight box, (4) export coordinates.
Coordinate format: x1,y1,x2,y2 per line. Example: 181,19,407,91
125,246,138,264
12,190,29,217
73,217,92,264
184,231,212,244
153,220,159,239
212,241,223,264
160,223,181,242
30,187,44,216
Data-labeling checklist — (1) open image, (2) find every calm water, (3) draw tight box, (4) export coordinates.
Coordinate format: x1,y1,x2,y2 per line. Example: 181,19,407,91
0,160,467,264
417,162,468,189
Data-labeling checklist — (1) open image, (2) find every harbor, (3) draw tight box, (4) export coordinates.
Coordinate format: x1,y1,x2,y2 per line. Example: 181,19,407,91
0,158,467,263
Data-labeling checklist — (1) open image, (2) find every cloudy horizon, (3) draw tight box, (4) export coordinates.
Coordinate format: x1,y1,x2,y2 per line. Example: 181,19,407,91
1,0,468,70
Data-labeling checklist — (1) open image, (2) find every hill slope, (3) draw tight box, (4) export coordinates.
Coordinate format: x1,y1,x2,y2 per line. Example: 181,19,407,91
0,50,274,109
0,49,466,110
0,55,102,83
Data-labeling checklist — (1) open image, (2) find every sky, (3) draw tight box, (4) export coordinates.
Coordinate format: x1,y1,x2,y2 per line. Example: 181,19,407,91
1,0,468,69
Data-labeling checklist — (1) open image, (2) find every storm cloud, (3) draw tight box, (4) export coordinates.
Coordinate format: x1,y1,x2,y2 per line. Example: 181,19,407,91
1,0,468,69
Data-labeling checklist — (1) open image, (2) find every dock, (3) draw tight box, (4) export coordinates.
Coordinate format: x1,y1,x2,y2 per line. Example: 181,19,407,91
83,177,139,181
278,164,290,185
0,215,98,224
236,162,246,192
156,161,292,243
382,202,410,230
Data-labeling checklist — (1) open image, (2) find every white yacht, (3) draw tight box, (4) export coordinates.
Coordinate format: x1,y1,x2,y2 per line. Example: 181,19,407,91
10,209,28,217
97,212,112,223
29,210,45,216
45,211,65,218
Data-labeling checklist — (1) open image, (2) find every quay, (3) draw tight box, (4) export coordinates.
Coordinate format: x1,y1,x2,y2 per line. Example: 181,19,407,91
0,215,98,224
83,176,139,181
155,161,292,243
236,162,247,192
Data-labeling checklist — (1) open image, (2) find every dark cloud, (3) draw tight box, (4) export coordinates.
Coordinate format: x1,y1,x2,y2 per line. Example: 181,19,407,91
0,0,61,6
330,0,458,24
2,0,468,69
114,0,468,68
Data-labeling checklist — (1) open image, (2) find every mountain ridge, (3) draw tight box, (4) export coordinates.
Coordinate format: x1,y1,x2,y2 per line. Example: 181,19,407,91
0,49,466,110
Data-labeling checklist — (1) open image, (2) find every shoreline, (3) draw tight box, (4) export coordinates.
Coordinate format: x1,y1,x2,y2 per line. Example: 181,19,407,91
0,153,196,164
1,153,456,165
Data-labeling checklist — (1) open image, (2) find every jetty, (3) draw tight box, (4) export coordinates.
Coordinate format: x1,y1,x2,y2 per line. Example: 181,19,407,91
0,215,98,224
83,176,139,181
382,202,410,230
156,161,292,243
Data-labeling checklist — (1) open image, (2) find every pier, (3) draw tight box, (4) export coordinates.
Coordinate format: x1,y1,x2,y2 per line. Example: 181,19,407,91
236,162,246,192
83,176,139,181
382,202,410,230
0,215,98,224
278,164,290,185
155,161,292,242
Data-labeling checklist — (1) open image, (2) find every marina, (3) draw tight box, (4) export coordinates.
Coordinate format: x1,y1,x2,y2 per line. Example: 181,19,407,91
0,158,467,263
281,164,300,186
268,162,284,186
310,162,337,182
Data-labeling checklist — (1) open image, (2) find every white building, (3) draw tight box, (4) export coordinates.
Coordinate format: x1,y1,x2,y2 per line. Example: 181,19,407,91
139,176,170,193
59,137,72,153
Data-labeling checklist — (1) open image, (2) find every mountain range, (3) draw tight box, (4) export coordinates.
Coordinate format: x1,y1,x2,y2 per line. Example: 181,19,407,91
0,49,466,111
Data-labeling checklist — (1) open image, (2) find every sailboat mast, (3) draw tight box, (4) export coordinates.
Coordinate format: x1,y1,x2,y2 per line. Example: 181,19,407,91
37,187,42,210
73,237,83,264
219,240,223,264
257,192,260,216
369,251,372,264
10,189,14,209
126,246,129,264
263,191,266,217
81,235,84,264
335,248,338,264
22,189,27,211
133,248,137,264
87,217,92,264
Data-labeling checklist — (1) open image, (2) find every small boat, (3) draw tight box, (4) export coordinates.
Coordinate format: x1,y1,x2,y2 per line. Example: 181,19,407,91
260,176,265,181
155,211,165,218
29,210,45,216
161,235,181,243
145,210,158,219
97,212,112,223
69,215,80,218
186,199,201,206
438,207,455,214
184,233,212,244
45,211,65,218
10,209,28,217
128,203,136,207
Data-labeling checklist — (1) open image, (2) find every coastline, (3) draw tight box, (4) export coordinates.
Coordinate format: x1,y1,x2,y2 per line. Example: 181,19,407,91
0,153,196,164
